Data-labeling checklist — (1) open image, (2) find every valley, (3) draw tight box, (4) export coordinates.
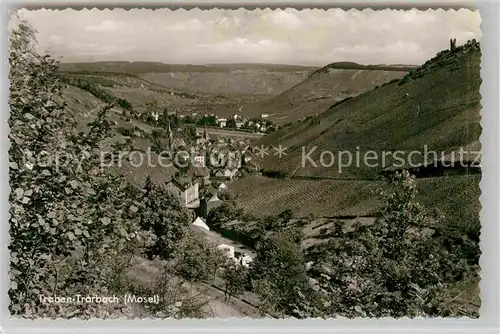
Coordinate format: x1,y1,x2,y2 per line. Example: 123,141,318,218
9,8,485,321
57,39,481,276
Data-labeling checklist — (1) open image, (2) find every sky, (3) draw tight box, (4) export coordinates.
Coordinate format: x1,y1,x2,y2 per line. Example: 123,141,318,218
17,8,482,66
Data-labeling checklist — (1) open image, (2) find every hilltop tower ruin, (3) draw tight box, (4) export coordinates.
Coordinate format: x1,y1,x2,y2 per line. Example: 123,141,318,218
450,38,457,51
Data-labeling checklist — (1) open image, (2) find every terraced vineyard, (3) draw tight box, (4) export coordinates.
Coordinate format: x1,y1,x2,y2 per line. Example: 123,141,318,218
416,174,481,229
229,174,481,227
254,44,482,179
230,174,383,218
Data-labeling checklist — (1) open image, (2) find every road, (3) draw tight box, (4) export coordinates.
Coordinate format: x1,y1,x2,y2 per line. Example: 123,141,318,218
130,255,263,318
197,127,265,139
126,119,264,140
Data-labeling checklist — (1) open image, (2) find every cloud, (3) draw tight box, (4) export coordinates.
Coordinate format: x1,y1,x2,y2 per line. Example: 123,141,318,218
16,8,482,66
85,20,119,31
195,38,288,63
49,34,64,45
164,18,205,32
213,16,242,29
199,38,285,52
266,10,303,29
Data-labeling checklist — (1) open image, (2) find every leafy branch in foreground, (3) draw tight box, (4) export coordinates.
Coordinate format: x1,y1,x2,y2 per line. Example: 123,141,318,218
8,17,150,318
8,17,213,319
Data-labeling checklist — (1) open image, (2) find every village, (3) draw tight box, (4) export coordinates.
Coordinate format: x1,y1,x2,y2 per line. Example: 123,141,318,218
156,113,261,269
179,110,274,133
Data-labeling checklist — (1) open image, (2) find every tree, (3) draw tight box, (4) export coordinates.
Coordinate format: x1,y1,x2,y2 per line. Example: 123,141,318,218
181,124,197,141
8,16,237,320
250,229,322,318
226,118,237,128
182,115,196,124
221,262,248,302
137,180,190,260
196,115,217,127
158,109,180,130
8,17,155,318
315,170,478,318
206,202,243,227
173,234,226,283
169,112,180,129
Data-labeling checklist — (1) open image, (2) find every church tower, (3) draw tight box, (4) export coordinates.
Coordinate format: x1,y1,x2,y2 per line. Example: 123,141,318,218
203,123,209,141
167,119,173,150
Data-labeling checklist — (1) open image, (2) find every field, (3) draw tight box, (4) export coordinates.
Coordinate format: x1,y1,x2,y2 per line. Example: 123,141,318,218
229,174,481,230
230,174,382,218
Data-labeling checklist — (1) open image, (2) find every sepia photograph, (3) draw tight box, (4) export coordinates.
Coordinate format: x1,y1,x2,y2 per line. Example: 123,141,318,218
8,7,482,319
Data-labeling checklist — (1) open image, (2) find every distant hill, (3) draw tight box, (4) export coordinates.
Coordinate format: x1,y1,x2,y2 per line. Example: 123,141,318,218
308,61,417,75
56,70,265,116
57,77,179,186
253,41,482,179
58,62,318,96
214,63,408,123
59,61,318,74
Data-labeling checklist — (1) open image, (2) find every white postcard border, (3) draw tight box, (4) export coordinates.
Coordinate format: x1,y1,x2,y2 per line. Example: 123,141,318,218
0,1,498,333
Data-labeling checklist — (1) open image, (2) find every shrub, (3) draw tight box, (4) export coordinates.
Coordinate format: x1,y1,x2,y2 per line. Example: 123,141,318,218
261,169,287,178
8,17,205,319
8,18,151,318
116,98,133,110
314,170,479,318
117,126,135,137
250,229,323,318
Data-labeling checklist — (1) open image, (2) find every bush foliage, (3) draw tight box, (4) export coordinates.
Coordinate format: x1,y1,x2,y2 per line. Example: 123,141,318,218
247,171,479,318
7,17,223,319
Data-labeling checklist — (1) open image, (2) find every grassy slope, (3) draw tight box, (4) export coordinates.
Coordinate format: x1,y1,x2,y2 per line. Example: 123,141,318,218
215,68,407,123
254,48,481,179
231,44,481,229
58,70,296,115
60,81,178,187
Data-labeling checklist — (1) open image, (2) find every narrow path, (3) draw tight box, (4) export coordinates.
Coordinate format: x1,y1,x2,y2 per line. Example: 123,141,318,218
83,103,106,117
